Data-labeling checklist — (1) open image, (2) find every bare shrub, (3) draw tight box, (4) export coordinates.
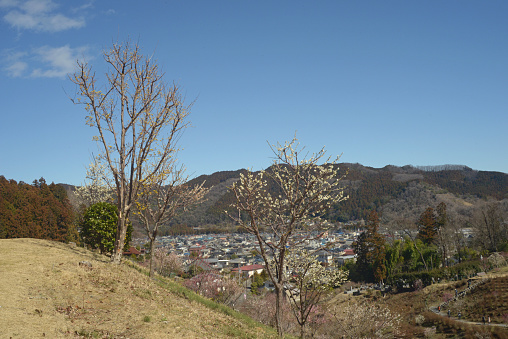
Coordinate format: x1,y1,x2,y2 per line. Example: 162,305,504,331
237,292,295,334
183,273,243,307
329,300,402,338
152,248,182,277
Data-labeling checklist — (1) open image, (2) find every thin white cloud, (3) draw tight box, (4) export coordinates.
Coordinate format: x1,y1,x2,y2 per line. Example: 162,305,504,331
31,45,89,78
3,50,26,77
3,45,89,78
0,0,20,8
2,0,85,32
6,60,27,77
45,12,83,31
22,0,56,14
72,1,93,13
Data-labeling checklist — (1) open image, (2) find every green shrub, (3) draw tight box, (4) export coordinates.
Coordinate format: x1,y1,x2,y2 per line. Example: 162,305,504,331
81,202,132,254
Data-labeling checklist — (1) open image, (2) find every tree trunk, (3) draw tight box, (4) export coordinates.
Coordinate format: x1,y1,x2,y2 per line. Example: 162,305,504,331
275,285,284,337
149,238,155,277
299,301,307,339
111,215,127,264
414,243,428,271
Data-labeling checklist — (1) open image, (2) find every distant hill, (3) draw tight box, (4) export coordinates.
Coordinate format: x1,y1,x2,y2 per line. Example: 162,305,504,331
169,163,508,228
60,164,508,232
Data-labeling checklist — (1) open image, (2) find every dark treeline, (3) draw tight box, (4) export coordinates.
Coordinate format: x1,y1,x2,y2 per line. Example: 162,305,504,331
0,176,78,242
424,169,508,200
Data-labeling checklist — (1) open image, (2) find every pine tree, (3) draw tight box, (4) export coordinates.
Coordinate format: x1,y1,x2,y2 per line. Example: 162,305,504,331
435,202,448,266
352,211,386,283
417,207,437,245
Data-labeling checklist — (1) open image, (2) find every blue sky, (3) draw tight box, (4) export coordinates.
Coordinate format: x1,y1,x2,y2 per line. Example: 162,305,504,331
1,0,507,185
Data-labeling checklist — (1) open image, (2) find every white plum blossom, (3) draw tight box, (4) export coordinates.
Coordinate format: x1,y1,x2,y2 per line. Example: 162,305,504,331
228,136,348,337
75,159,113,206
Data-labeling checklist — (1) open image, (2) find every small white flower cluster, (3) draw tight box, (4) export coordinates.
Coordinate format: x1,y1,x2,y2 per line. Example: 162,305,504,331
283,250,348,290
75,160,113,206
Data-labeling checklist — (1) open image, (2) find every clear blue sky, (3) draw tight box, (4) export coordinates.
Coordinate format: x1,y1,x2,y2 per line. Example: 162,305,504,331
1,0,507,185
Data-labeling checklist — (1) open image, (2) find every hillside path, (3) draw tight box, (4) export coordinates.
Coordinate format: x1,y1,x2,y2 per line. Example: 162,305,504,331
428,274,508,329
430,307,508,329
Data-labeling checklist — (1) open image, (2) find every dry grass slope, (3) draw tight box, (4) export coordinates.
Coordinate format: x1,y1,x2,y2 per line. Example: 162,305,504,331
0,239,276,338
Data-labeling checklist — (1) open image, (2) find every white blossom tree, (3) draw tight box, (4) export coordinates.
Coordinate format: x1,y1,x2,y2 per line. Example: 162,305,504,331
74,158,113,207
71,40,191,263
184,273,243,307
228,137,348,337
284,249,348,338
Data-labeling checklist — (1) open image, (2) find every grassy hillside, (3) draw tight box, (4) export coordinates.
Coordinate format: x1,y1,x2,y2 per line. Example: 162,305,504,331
0,239,277,338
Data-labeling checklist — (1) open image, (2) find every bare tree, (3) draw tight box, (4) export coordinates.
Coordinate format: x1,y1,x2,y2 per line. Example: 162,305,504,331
447,211,467,263
71,40,191,263
434,202,449,267
471,201,507,252
135,160,208,277
228,137,348,337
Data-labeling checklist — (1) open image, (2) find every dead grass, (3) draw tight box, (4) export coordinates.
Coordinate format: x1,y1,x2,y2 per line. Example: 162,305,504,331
0,238,277,338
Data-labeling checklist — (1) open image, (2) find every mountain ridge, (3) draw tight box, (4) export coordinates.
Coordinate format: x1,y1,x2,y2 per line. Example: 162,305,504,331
54,163,508,231
170,163,508,228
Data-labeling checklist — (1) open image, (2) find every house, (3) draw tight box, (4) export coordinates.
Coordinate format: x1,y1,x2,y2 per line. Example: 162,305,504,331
336,254,356,266
335,248,356,266
315,250,333,265
231,264,265,278
263,280,275,291
228,258,246,268
343,248,355,256
123,247,143,256
187,258,215,273
202,258,224,271
189,245,210,258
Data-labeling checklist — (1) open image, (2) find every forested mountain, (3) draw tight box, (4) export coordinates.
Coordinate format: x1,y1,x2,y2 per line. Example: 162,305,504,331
0,176,78,241
168,164,508,229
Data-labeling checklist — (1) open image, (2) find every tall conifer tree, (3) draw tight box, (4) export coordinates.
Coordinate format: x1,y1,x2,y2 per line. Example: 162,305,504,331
417,207,437,245
353,211,386,283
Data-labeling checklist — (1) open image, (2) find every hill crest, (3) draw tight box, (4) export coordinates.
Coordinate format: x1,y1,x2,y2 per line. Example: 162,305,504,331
0,238,275,338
